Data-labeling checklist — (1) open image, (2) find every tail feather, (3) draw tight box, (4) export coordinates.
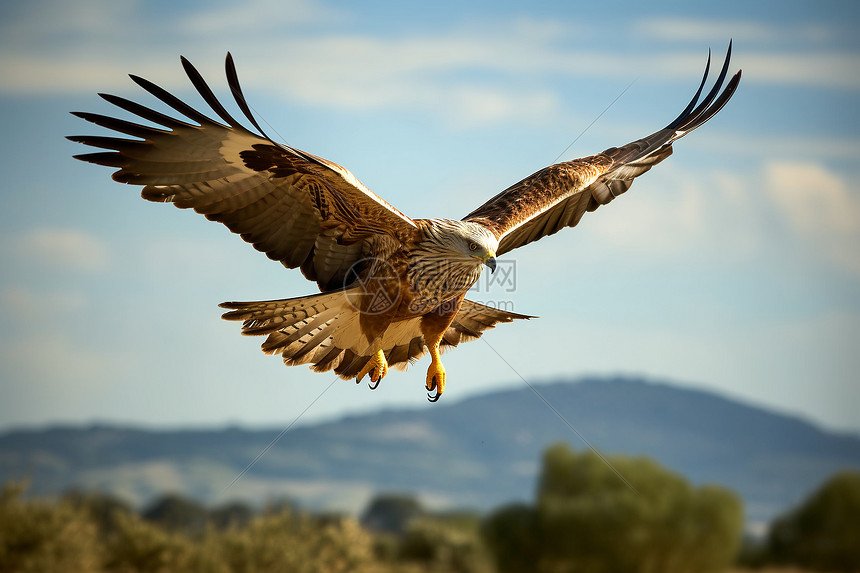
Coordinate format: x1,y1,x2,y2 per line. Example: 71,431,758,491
221,293,340,335
221,290,371,378
311,343,345,373
287,316,341,363
276,306,340,351
335,349,364,378
220,294,532,378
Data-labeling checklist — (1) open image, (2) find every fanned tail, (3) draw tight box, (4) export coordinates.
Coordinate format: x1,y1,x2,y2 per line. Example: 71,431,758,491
220,294,532,379
220,290,370,377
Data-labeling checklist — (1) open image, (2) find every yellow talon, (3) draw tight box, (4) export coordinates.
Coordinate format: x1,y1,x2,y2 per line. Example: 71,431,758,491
357,349,388,388
425,345,446,402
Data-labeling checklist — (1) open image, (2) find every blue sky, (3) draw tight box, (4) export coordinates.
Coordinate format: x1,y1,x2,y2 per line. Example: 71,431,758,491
1,0,858,435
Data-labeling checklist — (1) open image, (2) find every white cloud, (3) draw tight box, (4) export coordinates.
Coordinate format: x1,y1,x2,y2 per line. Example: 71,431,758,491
0,16,571,126
1,331,126,390
738,52,860,90
231,32,570,126
583,176,707,255
636,16,858,51
636,17,778,43
582,160,860,275
0,54,170,94
689,132,860,162
1,287,87,318
0,0,138,48
446,87,560,127
180,0,337,35
766,162,860,234
1,2,856,132
633,16,857,47
576,164,761,261
765,161,860,273
11,228,110,272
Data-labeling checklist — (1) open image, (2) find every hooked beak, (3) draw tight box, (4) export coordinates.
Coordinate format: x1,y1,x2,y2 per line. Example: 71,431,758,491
485,256,497,273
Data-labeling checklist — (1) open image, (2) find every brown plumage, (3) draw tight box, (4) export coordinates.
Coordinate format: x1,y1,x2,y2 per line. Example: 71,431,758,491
465,45,741,254
69,44,741,401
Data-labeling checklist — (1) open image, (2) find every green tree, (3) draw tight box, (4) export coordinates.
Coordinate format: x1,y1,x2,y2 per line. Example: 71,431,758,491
768,471,860,572
480,504,540,573
215,509,378,573
484,443,743,573
361,494,425,535
63,488,135,537
0,482,103,572
398,512,493,573
103,511,207,573
141,493,209,535
209,500,255,530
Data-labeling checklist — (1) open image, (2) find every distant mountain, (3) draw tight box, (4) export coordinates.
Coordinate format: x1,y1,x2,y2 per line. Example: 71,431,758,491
2,377,858,527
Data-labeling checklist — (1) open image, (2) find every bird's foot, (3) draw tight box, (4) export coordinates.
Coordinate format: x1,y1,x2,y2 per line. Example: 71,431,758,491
356,349,388,389
425,358,446,403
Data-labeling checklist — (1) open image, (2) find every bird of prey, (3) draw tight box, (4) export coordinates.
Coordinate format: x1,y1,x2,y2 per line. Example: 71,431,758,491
70,45,741,401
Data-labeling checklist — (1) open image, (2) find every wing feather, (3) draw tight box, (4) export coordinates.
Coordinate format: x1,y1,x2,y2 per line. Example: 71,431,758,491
443,299,534,346
69,52,416,291
464,43,741,255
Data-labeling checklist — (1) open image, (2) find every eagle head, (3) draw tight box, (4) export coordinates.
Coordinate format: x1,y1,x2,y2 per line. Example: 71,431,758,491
422,219,498,274
459,221,498,273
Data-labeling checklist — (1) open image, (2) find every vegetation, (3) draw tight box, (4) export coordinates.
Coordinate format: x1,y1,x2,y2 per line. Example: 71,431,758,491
484,443,744,573
0,482,102,572
361,493,426,535
1,453,856,572
399,512,493,573
0,483,381,573
766,471,860,572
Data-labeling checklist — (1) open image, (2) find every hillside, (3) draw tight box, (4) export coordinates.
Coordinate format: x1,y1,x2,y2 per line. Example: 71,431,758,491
2,377,858,526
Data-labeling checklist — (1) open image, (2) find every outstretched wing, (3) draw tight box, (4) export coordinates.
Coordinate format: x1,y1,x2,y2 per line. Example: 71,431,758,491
69,53,417,291
442,299,535,347
464,44,741,256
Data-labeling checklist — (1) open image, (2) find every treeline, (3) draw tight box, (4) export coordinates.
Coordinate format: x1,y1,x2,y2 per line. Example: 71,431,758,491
740,470,860,572
1,443,858,572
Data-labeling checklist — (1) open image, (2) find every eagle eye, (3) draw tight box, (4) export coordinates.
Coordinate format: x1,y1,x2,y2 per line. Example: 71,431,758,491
468,242,479,252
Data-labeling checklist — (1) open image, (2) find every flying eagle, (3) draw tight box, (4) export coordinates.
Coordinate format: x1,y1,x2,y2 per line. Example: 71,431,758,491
70,45,741,401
